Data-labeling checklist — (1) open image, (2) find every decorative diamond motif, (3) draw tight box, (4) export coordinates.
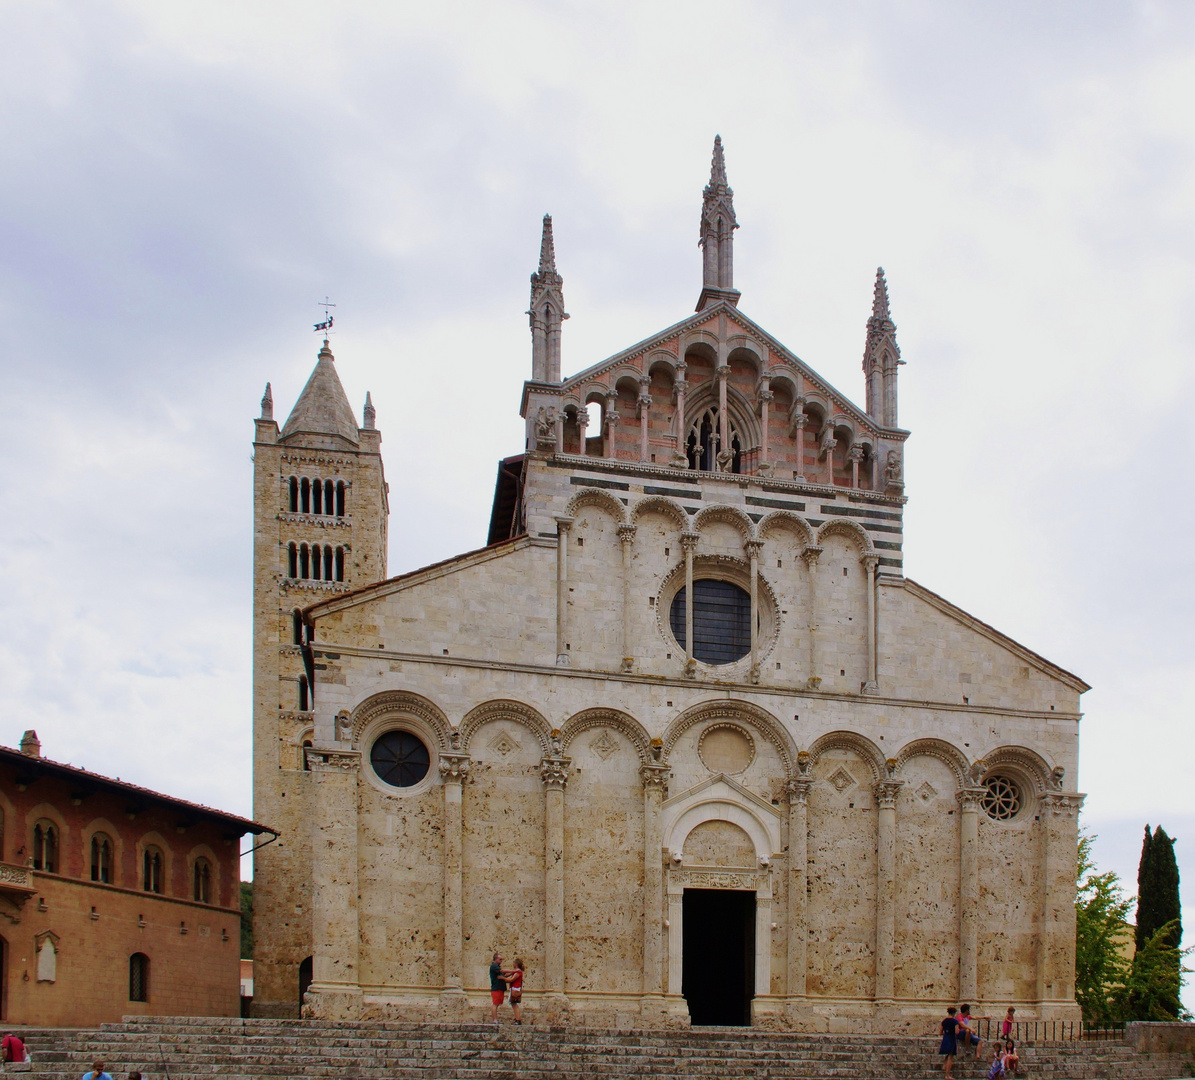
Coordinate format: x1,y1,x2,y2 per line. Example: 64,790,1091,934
916,780,938,803
590,730,619,760
827,766,856,793
488,731,520,758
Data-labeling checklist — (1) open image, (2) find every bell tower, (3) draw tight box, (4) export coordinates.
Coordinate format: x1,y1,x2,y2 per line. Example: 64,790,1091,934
250,337,388,1016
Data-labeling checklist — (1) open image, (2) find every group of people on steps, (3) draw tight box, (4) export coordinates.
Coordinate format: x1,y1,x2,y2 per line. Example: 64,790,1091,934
940,1005,1022,1078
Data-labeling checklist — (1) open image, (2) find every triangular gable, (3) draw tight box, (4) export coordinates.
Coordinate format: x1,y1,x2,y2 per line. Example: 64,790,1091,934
662,771,781,819
902,578,1090,693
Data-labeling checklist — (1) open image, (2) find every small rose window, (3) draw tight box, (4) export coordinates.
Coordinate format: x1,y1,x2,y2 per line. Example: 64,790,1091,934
981,775,1022,821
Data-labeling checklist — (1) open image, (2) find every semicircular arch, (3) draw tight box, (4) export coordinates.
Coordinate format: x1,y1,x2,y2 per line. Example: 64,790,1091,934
815,517,875,555
757,510,815,547
349,690,452,750
893,738,969,788
662,699,796,778
560,708,652,765
459,699,554,757
565,487,628,525
980,745,1053,795
693,503,756,541
807,730,885,783
631,495,689,531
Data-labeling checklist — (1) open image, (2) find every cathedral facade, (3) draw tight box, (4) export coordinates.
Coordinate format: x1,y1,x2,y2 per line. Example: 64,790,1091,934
251,138,1086,1030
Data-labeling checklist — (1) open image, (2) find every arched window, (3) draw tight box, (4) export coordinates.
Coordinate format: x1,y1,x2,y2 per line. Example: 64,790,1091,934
311,542,322,581
324,480,334,516
323,545,333,581
335,547,345,582
142,846,163,894
288,476,298,513
299,675,309,712
335,481,346,517
193,857,212,904
90,832,113,884
686,405,741,474
299,543,310,579
302,738,313,771
292,609,303,645
32,820,57,873
312,477,323,515
287,542,298,579
129,952,149,1002
300,477,311,514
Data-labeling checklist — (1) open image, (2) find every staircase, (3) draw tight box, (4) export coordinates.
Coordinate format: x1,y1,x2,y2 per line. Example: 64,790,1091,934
15,1018,1195,1080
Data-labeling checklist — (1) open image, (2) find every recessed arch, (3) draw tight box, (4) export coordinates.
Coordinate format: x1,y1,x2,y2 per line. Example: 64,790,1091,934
630,495,689,531
564,487,628,525
807,730,885,783
815,517,875,555
459,699,554,757
560,708,652,765
647,351,679,380
349,690,452,750
667,800,775,863
693,504,756,542
757,510,815,547
979,745,1054,795
662,700,796,779
893,738,970,789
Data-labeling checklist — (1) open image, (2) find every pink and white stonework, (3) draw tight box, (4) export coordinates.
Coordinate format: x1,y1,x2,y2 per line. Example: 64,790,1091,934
251,137,1086,1032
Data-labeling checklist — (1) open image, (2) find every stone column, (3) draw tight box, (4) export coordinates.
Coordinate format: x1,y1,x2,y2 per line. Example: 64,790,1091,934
785,772,814,1005
758,382,773,474
716,365,730,470
862,554,879,694
821,427,837,486
682,532,698,676
307,747,362,1019
747,539,762,683
577,407,589,457
791,411,808,482
541,753,571,1012
849,443,864,489
638,377,651,462
874,778,903,1003
604,394,619,459
667,879,684,1000
801,547,822,686
957,787,984,1001
554,410,564,454
641,763,670,1009
555,516,573,666
619,524,637,673
439,751,470,1008
1037,792,1083,1005
672,369,688,467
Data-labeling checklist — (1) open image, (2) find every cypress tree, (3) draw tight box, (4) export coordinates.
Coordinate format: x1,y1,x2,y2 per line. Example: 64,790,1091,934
1135,825,1181,951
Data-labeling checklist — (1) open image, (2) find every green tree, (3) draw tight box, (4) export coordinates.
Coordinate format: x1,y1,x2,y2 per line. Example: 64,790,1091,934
1075,829,1132,1023
1136,825,1181,951
240,881,254,960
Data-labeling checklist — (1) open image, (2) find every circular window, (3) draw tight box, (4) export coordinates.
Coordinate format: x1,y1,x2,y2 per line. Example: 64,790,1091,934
370,731,430,788
669,579,752,665
981,775,1022,820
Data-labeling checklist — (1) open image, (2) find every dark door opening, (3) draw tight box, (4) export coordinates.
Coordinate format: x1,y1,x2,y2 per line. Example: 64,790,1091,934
297,955,313,1017
682,888,755,1025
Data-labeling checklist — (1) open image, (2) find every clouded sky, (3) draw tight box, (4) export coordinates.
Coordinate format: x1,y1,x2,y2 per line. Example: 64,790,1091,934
2,1,1193,954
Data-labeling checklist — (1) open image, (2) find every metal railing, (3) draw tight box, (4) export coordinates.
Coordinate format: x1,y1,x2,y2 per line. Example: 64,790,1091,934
973,1018,1127,1044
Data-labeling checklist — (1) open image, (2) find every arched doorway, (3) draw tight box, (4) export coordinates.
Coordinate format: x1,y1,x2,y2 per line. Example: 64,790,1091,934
297,955,313,1016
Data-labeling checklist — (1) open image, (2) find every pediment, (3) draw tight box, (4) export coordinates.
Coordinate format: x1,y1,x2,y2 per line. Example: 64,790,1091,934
661,772,782,862
663,771,781,819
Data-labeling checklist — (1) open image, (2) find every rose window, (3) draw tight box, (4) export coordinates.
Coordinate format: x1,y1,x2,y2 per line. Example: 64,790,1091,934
981,775,1022,821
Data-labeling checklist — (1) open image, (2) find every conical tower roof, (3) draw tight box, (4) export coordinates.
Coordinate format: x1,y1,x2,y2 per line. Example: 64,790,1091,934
281,340,360,445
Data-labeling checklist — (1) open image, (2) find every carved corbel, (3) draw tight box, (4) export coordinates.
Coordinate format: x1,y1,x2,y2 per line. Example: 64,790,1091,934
438,753,471,783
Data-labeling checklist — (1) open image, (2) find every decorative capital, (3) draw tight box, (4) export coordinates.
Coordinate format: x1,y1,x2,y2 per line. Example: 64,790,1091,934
554,515,574,534
618,524,637,544
306,747,361,774
847,443,865,463
800,546,823,569
860,553,880,572
874,779,903,809
955,787,986,811
576,407,589,427
1041,792,1085,817
540,756,571,790
439,753,471,783
640,763,670,791
785,776,815,804
680,532,700,554
716,364,730,381
790,411,808,431
746,539,764,559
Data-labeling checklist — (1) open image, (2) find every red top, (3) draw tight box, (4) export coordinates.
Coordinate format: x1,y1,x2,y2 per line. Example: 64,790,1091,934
3,1034,26,1062
509,970,523,990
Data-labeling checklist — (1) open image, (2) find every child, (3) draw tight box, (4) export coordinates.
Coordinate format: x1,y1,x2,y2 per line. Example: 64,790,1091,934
986,1044,1006,1079
1001,1006,1015,1040
939,1006,959,1080
1003,1040,1020,1076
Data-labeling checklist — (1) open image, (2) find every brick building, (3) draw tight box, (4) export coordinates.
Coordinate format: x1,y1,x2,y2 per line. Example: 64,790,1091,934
253,137,1087,1030
0,730,273,1026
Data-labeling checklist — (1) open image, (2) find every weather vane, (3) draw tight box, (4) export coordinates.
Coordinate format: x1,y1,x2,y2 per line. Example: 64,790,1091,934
314,297,336,336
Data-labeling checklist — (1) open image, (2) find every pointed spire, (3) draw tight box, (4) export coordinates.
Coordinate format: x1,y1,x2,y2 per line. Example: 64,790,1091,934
363,391,376,430
281,340,360,445
863,267,902,426
538,214,557,274
709,134,728,187
529,213,567,383
260,382,273,421
871,267,890,322
697,134,740,311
